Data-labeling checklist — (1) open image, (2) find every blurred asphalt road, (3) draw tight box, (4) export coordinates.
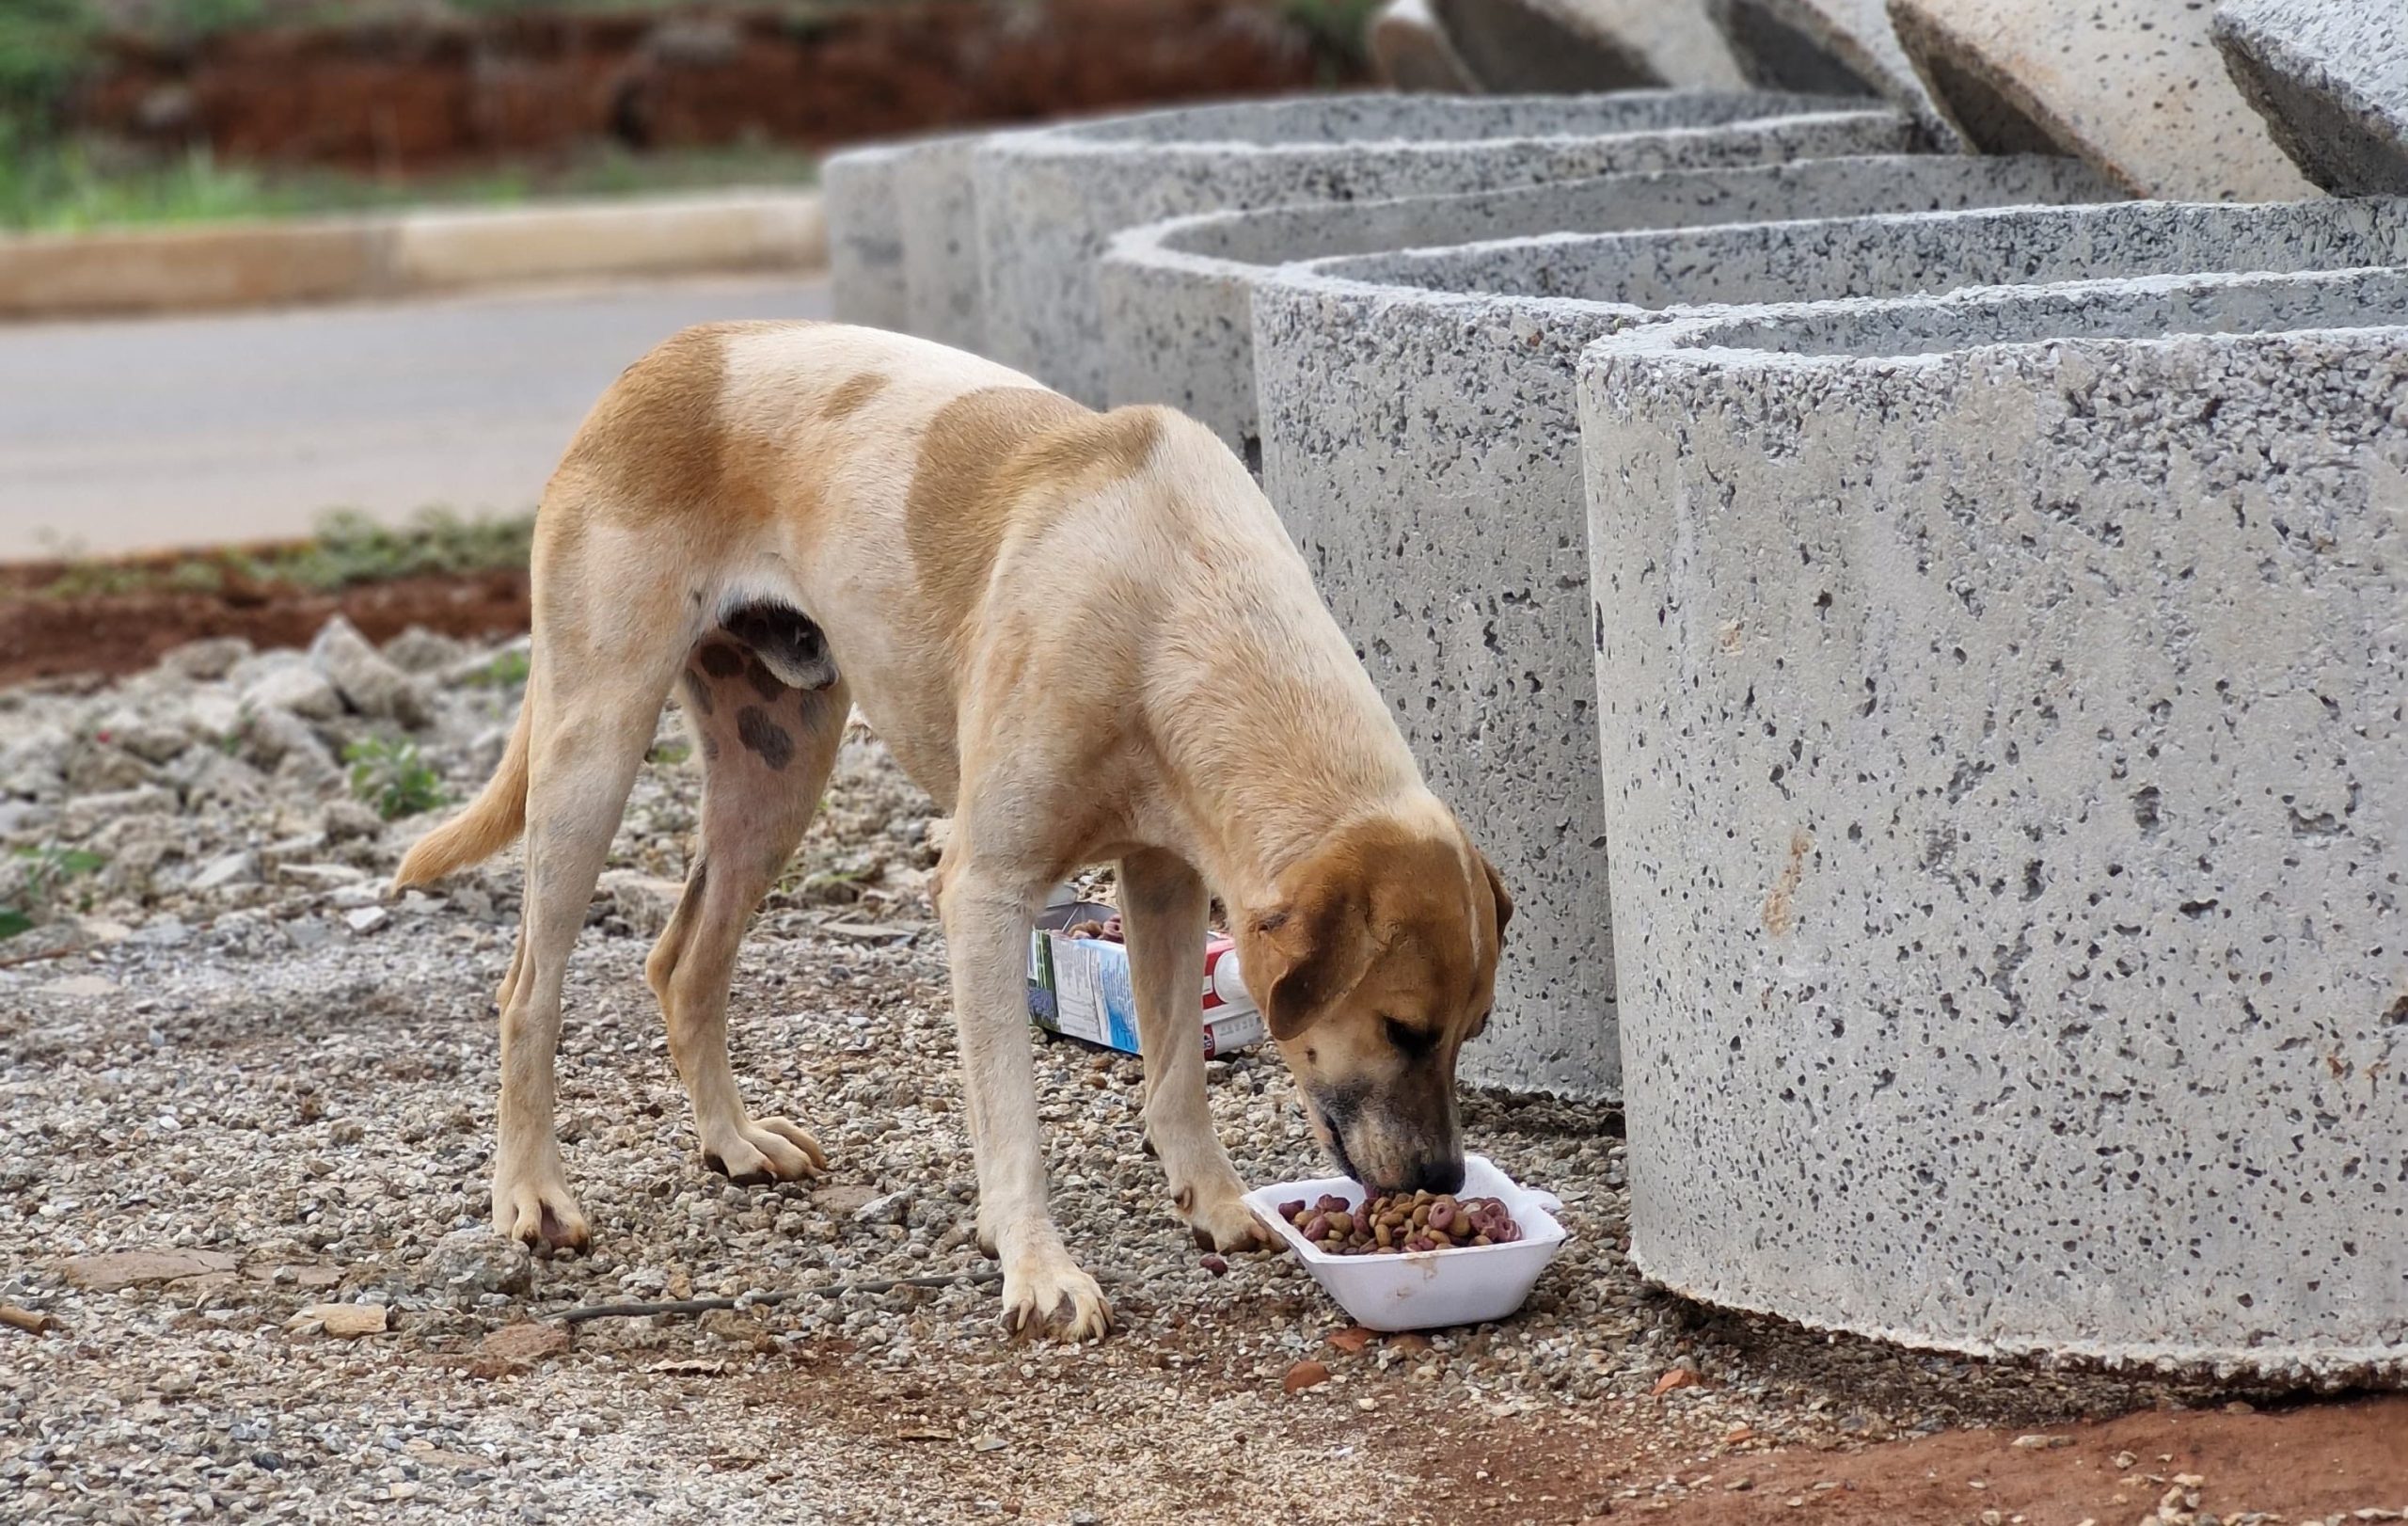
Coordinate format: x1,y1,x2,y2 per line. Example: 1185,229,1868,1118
0,275,832,562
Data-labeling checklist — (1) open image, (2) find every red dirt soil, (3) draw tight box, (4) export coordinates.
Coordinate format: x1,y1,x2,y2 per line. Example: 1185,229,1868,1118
0,567,531,689
1428,1393,2408,1524
75,1,1361,174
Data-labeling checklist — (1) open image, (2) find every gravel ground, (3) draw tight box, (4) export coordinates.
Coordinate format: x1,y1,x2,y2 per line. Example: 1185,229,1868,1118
0,623,2287,1524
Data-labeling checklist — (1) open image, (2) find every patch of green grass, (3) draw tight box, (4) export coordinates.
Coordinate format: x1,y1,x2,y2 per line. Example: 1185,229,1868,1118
343,737,447,820
466,647,531,690
18,507,536,603
0,843,106,939
646,739,690,767
1279,0,1381,77
0,127,821,233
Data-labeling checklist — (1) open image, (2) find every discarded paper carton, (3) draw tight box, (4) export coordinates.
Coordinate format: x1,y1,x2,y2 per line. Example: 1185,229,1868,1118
1027,901,1265,1057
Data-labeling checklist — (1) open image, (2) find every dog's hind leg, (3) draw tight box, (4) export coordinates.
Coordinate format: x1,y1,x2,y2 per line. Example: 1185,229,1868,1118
491,554,690,1254
646,641,848,1185
1119,848,1272,1254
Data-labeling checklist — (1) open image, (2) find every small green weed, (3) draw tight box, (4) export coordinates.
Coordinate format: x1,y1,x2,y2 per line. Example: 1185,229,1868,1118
467,647,531,689
646,739,690,767
0,843,106,938
344,737,447,820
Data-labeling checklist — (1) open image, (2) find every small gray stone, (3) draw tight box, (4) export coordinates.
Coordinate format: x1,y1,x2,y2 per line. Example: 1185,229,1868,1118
60,785,176,835
852,1191,911,1227
244,665,342,723
422,1228,534,1299
157,636,253,681
282,862,368,889
191,850,261,892
594,870,684,938
378,628,469,676
344,906,390,935
309,616,432,729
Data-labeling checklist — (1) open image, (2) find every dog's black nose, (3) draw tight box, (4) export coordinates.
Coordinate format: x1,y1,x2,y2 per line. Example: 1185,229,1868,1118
1407,1156,1465,1196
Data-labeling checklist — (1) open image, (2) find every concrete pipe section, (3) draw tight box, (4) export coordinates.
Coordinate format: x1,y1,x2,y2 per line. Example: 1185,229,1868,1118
1577,268,2408,1379
1427,0,1745,93
1888,0,2318,200
1249,196,2408,1099
827,129,1006,350
2215,0,2408,197
969,90,1906,403
1703,0,1962,148
824,139,913,334
1099,153,2116,458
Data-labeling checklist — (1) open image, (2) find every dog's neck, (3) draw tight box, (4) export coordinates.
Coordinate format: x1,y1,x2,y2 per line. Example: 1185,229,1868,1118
1155,607,1429,918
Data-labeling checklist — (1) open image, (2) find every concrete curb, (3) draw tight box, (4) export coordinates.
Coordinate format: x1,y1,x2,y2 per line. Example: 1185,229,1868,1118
1578,267,2408,1381
1249,195,2408,1100
0,188,827,321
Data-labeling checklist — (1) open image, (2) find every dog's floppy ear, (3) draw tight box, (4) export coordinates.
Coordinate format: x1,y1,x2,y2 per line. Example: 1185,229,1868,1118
1246,874,1372,1042
1480,851,1513,939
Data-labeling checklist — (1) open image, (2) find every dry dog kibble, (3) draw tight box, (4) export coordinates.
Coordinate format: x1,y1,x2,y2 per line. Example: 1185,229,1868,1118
1282,1190,1523,1255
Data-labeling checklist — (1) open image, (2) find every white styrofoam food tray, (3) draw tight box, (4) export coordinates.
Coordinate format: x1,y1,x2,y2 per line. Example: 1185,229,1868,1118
1243,1153,1567,1331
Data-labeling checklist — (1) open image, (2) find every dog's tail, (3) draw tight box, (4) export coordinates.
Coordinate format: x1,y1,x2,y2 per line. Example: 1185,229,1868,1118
393,669,534,889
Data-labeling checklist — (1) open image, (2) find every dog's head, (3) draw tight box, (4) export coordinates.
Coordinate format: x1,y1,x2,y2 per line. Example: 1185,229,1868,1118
1235,804,1512,1196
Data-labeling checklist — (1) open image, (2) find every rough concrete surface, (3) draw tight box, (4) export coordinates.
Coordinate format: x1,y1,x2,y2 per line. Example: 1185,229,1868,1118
894,135,996,353
973,91,1904,404
1429,0,1745,92
1250,195,2408,1100
1706,0,1960,146
824,141,913,333
1576,268,2408,1377
1888,0,2321,200
1100,152,2115,454
2216,0,2408,197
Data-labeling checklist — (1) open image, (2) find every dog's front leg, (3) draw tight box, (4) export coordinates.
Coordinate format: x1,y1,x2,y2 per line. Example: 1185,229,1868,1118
943,863,1112,1340
1119,849,1272,1253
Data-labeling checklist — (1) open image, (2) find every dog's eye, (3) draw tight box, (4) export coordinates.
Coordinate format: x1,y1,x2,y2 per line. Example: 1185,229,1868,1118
1383,1015,1436,1057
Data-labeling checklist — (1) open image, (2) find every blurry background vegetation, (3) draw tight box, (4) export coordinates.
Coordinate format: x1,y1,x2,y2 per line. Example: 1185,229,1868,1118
0,0,834,230
0,0,1378,231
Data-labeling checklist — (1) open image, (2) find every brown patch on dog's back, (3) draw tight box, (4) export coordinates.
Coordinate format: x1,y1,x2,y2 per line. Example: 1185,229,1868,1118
550,322,800,533
903,389,1162,659
818,371,889,421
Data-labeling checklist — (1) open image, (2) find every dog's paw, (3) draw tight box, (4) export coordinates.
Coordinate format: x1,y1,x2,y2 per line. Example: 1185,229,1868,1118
1184,1187,1275,1254
492,1172,590,1256
701,1116,827,1186
999,1244,1112,1342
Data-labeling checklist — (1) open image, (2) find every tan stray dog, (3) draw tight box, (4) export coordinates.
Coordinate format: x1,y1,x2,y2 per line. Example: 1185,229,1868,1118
395,322,1512,1339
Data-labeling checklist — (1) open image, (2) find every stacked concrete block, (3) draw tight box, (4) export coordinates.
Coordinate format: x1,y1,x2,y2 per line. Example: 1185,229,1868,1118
2216,0,2408,197
1578,269,2408,1378
974,91,1905,404
1099,153,2115,456
1706,0,1960,147
1251,196,2408,1098
1888,0,2320,200
1429,0,1745,92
